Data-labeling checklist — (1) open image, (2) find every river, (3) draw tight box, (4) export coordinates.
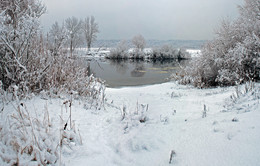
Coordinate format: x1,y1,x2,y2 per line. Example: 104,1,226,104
88,58,187,88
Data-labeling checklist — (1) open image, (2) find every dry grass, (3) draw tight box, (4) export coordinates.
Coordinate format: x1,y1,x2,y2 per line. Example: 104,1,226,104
0,100,82,165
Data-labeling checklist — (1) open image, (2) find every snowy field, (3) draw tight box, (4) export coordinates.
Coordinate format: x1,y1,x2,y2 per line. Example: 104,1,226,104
1,82,259,165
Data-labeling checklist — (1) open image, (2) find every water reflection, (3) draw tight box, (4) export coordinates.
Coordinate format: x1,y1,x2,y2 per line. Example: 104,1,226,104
108,59,128,74
131,63,145,77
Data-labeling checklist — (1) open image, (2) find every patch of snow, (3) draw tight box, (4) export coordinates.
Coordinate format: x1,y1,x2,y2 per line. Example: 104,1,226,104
186,49,201,58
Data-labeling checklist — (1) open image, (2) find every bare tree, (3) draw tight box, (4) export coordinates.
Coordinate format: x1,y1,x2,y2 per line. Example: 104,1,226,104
65,17,83,56
48,21,67,56
83,16,99,52
132,34,146,52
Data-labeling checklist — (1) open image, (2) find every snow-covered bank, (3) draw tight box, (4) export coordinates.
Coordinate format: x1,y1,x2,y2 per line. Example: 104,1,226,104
186,49,201,58
1,82,259,165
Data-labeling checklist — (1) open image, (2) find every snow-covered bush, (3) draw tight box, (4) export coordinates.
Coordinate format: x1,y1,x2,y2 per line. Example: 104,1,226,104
44,54,105,107
106,39,147,60
176,0,260,87
223,82,260,113
0,0,46,92
151,45,189,60
106,40,129,59
0,102,81,165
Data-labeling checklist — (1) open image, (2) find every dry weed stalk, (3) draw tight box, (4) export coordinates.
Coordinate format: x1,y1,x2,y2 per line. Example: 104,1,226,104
169,150,176,164
0,100,82,165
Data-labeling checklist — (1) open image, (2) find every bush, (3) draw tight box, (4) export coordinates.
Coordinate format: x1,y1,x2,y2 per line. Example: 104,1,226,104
106,40,146,60
176,0,260,87
151,45,189,60
106,40,129,59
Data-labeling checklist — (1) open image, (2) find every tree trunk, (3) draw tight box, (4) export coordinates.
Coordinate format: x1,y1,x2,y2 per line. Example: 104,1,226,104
70,40,73,56
87,44,91,52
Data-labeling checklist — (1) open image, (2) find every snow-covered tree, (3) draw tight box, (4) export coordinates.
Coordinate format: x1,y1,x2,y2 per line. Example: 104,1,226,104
177,0,260,87
132,34,146,52
0,0,46,90
83,16,99,51
65,17,83,56
48,21,67,56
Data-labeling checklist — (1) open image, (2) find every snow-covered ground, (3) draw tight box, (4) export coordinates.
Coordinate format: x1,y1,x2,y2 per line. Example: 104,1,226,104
1,82,259,165
186,49,201,58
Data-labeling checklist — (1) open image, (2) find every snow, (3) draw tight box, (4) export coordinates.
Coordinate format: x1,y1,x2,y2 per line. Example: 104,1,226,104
76,47,111,58
186,49,201,57
1,82,260,165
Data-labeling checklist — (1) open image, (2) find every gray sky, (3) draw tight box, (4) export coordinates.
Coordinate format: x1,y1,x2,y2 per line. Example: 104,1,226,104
40,0,244,40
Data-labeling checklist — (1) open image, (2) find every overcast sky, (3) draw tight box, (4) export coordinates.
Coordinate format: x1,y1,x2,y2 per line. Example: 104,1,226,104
40,0,244,40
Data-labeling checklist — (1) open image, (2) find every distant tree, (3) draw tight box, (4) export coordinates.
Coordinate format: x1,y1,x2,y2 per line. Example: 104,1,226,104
48,21,67,56
117,40,129,53
132,34,146,52
83,16,99,51
65,17,83,56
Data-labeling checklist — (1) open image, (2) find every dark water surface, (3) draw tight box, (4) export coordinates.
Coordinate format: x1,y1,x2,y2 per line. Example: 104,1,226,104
89,59,186,88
